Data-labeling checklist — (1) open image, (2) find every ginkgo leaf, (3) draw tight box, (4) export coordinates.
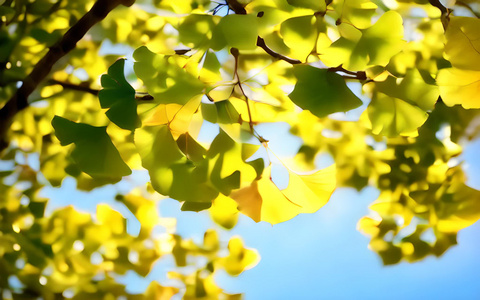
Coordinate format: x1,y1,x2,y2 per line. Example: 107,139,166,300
437,68,480,109
282,164,336,214
135,125,218,204
321,11,405,70
230,165,336,224
212,14,258,50
444,17,480,71
178,14,216,48
99,59,140,130
141,95,202,138
289,65,363,117
365,92,429,137
436,183,480,233
287,0,326,11
332,0,378,29
374,71,439,111
210,193,239,229
280,15,317,61
133,46,204,105
220,237,260,276
207,130,259,193
51,116,132,179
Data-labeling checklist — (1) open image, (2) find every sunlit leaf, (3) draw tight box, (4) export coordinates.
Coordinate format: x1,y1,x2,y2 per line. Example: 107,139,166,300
133,46,204,105
212,14,258,50
437,68,480,109
444,17,480,71
231,165,336,224
321,11,405,70
280,15,317,60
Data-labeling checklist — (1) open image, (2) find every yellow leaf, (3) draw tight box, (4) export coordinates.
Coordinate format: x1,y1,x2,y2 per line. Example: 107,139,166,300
220,237,260,276
141,95,202,138
437,68,480,109
444,17,480,71
209,194,239,229
231,165,336,224
282,164,336,213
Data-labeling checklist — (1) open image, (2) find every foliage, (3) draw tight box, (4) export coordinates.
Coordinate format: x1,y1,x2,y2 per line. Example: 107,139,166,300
1,0,480,298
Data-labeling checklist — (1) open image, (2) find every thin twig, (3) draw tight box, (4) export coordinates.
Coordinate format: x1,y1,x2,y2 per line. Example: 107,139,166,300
428,0,450,29
49,79,99,96
48,79,154,100
226,0,247,14
0,0,136,152
256,37,302,65
231,48,254,133
327,65,367,80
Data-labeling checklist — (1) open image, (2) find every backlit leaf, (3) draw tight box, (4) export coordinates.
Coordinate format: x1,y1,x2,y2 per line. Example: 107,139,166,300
365,92,429,137
231,165,336,224
280,15,317,61
213,14,258,50
321,11,405,70
437,68,480,109
444,17,480,71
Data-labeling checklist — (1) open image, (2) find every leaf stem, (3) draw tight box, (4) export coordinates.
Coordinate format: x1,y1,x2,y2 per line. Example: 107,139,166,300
231,48,255,134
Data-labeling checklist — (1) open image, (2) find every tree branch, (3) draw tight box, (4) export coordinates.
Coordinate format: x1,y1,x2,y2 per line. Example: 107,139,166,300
48,79,154,100
0,0,136,152
49,79,99,96
428,0,450,29
227,0,247,14
256,37,302,65
327,65,367,80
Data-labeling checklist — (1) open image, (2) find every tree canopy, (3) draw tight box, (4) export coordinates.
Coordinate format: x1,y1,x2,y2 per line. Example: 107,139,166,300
1,0,480,298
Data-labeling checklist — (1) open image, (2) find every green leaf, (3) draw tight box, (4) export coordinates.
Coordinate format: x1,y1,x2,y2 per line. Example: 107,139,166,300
51,116,132,180
280,15,317,61
178,14,217,48
135,125,218,203
133,46,205,105
321,11,405,70
213,14,258,50
332,0,378,29
286,0,326,11
375,70,439,111
99,59,140,130
366,91,429,137
288,65,363,117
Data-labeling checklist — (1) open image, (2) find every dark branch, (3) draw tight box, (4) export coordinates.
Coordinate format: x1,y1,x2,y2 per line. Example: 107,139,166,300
0,0,136,153
256,36,302,65
227,0,247,14
428,0,448,14
428,0,450,29
327,65,367,80
49,80,99,96
49,80,154,100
